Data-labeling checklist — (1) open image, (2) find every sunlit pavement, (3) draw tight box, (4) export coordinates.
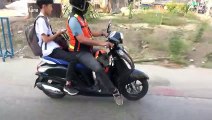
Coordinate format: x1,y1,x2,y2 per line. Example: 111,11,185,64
0,58,212,120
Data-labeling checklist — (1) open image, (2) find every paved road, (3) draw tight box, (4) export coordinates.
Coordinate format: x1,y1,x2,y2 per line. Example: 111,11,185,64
1,88,212,120
0,58,212,120
136,65,212,99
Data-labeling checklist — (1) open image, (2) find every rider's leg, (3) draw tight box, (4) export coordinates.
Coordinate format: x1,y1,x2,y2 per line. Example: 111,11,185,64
76,51,123,105
92,47,100,56
48,48,79,95
76,51,114,90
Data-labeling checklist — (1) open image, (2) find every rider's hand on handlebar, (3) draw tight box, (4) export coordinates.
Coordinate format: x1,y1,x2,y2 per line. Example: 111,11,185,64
104,42,114,48
56,29,67,36
102,31,109,38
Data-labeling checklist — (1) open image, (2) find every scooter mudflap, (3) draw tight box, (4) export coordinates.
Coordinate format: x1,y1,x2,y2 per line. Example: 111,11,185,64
36,82,43,90
34,78,40,88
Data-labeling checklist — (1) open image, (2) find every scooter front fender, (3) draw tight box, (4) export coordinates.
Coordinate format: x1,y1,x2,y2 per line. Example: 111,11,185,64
130,69,149,80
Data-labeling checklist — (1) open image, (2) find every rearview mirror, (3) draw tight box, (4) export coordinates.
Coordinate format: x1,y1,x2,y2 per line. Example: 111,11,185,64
107,20,112,34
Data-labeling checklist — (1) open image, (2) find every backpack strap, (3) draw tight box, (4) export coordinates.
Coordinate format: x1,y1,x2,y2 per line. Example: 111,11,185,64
34,16,50,50
34,16,50,30
34,16,50,28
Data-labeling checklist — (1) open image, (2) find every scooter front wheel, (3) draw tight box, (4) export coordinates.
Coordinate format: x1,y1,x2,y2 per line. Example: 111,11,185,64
119,78,148,101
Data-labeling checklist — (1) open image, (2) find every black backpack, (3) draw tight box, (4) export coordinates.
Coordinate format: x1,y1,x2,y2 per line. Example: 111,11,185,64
25,16,49,56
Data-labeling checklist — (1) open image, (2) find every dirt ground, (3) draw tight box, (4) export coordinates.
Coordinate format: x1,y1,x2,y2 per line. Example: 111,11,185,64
2,12,212,68
6,17,171,59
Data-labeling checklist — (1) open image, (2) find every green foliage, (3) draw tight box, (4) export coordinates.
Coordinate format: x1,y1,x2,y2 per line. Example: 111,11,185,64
202,61,212,68
169,31,186,61
161,15,186,26
166,2,189,15
112,11,188,26
202,53,212,68
62,5,72,18
85,5,100,22
112,12,162,25
61,0,73,18
128,2,133,19
140,12,162,25
184,12,199,20
166,2,177,12
194,22,208,42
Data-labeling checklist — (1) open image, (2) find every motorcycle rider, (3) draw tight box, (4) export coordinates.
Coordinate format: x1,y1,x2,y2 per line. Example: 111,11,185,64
35,0,78,95
67,0,124,105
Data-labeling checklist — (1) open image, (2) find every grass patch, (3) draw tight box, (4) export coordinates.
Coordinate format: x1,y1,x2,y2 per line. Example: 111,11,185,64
112,11,195,26
202,53,212,68
161,17,186,26
112,11,162,25
184,12,200,20
202,61,212,68
140,12,162,25
194,22,209,42
206,53,212,61
145,35,169,51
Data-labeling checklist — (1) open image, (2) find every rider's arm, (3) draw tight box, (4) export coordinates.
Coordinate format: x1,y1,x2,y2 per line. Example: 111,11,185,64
36,18,64,43
41,32,61,43
91,31,103,37
91,31,108,37
76,34,106,46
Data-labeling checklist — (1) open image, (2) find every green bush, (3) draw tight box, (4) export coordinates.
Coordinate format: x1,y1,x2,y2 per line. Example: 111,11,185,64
85,5,100,22
194,22,208,42
62,5,72,18
181,4,189,14
166,2,189,15
166,2,177,13
169,32,186,61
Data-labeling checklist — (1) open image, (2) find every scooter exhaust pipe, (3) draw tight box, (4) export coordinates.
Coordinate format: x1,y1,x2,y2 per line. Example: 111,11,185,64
36,82,64,95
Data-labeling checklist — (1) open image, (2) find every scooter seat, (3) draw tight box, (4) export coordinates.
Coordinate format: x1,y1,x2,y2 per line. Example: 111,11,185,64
43,56,69,66
42,57,91,72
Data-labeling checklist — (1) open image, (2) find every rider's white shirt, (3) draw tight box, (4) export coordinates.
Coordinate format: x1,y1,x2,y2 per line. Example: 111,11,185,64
35,13,59,57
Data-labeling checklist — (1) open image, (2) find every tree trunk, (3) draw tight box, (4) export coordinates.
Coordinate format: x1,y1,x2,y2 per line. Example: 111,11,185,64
110,0,128,13
0,0,6,9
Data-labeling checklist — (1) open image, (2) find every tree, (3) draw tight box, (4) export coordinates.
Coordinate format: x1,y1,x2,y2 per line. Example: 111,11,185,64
0,0,5,9
109,0,128,13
